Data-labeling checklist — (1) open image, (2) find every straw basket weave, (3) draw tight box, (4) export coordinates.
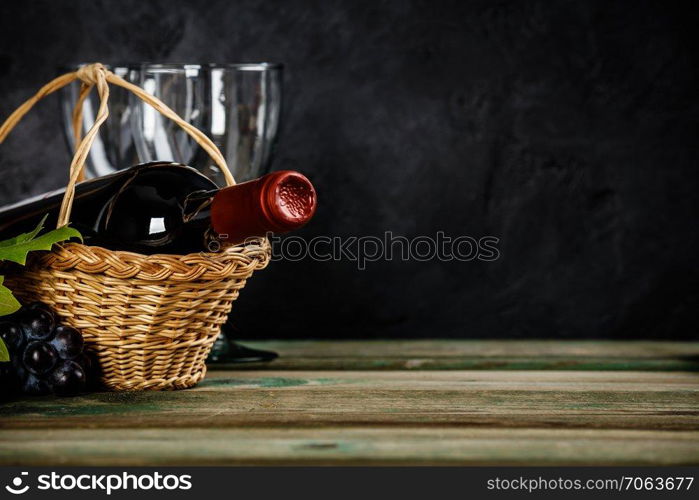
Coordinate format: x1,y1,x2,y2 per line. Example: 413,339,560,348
0,63,271,391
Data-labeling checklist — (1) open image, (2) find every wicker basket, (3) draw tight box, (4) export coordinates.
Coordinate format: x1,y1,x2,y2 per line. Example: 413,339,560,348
0,63,271,390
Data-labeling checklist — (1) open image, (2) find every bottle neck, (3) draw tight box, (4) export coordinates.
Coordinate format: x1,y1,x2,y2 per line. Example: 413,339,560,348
210,171,317,244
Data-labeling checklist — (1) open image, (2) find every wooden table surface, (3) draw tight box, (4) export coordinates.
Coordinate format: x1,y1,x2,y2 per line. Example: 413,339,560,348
1,340,698,466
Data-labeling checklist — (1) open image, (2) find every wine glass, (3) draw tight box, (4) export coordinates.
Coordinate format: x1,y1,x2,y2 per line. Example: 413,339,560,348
59,64,141,177
131,63,283,185
60,62,283,185
60,62,284,363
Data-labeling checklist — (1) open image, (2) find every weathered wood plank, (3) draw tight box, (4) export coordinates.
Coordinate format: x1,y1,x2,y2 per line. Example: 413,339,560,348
2,341,698,465
219,341,699,371
0,428,697,466
238,340,699,357
2,371,697,431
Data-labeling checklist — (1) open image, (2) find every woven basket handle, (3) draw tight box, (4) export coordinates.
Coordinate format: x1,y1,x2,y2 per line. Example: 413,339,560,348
0,63,236,229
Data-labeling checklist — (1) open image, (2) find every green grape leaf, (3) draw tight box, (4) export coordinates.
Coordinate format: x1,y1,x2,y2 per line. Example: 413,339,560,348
0,336,8,362
0,214,47,249
0,219,83,266
0,276,21,318
0,215,83,320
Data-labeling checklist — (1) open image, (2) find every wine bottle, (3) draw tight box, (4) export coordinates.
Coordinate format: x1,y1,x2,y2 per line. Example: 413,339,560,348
0,162,317,255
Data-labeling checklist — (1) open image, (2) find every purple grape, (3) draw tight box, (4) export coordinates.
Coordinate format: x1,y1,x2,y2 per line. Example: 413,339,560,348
74,351,100,389
22,341,58,375
50,360,86,396
26,301,55,315
74,351,93,373
21,373,52,396
12,355,26,381
0,321,24,352
50,325,84,360
3,302,93,396
19,306,55,341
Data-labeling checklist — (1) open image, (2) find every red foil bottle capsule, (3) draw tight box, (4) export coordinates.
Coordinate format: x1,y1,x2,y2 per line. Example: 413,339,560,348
211,170,317,244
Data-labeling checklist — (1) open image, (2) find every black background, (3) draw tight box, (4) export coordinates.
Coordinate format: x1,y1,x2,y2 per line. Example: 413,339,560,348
1,467,698,500
0,0,697,339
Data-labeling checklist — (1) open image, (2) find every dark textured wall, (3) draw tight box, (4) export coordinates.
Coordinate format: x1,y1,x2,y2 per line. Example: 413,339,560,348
0,0,697,339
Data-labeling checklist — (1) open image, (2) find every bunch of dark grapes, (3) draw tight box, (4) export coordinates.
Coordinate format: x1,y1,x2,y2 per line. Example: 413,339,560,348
0,302,95,397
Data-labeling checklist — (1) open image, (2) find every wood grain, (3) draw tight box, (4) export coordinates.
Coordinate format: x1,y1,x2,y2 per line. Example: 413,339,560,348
219,340,699,371
1,428,697,466
1,341,698,465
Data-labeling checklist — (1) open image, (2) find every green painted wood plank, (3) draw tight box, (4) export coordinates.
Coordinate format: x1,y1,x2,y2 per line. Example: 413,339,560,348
2,371,697,431
0,428,697,466
216,341,699,371
2,341,698,466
